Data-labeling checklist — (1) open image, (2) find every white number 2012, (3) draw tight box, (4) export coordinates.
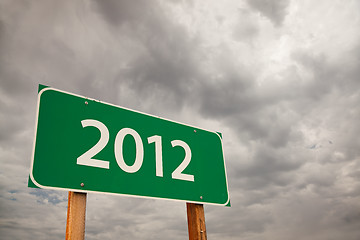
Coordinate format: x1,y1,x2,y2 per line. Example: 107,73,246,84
77,119,194,182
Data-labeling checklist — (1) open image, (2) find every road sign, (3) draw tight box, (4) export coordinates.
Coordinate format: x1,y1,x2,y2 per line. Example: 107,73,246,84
29,85,230,206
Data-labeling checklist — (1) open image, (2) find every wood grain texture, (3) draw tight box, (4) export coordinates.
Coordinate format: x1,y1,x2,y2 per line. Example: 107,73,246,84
65,192,87,240
186,203,207,240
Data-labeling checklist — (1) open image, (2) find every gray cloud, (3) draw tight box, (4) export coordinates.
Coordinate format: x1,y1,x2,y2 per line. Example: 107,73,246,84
92,0,155,26
246,0,290,26
91,0,204,114
233,9,260,43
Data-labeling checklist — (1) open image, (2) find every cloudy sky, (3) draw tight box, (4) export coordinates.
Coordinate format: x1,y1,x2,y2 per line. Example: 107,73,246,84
1,0,360,239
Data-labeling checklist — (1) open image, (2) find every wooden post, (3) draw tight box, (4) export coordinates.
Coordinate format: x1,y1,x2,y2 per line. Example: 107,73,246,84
186,203,207,240
65,191,87,240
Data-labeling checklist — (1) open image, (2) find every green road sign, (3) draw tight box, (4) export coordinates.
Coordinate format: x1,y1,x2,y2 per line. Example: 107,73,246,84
29,85,230,206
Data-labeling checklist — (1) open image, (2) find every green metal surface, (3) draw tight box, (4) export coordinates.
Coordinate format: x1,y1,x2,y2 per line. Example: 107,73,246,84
29,86,230,206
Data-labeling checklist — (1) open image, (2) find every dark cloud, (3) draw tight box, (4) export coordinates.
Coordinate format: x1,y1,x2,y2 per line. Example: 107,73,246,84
206,202,273,238
233,9,260,43
232,144,303,191
197,65,300,148
86,196,188,240
120,24,200,106
91,0,203,114
92,0,155,26
246,0,290,26
0,20,4,48
199,76,255,117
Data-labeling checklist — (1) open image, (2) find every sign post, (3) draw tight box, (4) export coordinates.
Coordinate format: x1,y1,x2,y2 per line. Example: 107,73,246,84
65,192,87,240
187,203,207,240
